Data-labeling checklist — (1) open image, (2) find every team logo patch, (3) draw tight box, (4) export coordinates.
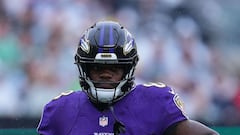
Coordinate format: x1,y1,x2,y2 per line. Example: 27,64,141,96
99,116,108,127
173,94,185,112
173,94,189,118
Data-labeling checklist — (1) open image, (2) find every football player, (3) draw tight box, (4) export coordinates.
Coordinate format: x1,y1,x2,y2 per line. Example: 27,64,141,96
37,21,219,135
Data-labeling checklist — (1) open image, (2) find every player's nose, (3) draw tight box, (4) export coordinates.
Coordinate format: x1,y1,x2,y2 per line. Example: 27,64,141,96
99,69,113,79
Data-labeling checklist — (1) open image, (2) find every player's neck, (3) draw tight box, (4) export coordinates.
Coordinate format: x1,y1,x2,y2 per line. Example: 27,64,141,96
91,101,112,112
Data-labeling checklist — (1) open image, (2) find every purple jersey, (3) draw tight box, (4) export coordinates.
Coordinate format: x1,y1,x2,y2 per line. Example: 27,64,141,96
37,83,187,135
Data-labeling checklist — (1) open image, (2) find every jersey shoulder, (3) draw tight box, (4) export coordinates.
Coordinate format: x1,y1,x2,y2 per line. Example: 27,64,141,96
46,90,85,108
136,82,176,95
133,82,176,105
52,90,75,100
38,90,84,134
135,82,186,113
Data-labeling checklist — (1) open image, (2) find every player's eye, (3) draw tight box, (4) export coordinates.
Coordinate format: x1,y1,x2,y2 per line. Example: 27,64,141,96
111,66,124,72
88,64,124,73
91,65,101,71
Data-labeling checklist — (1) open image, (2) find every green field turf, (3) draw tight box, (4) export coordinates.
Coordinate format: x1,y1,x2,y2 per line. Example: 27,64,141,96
0,127,239,135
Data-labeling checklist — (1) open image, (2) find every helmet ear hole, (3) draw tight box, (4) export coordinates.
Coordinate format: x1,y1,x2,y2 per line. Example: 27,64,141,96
121,81,133,92
80,80,89,90
123,64,131,76
74,55,79,63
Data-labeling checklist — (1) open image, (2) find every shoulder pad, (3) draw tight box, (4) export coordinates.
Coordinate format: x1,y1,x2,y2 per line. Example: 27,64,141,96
53,90,74,100
142,82,177,94
143,82,167,88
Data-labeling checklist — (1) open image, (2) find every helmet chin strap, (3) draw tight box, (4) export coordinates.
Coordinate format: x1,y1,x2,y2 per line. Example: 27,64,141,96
85,79,127,103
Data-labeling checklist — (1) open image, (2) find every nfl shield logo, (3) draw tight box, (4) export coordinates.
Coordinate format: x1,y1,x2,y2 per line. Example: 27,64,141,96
99,116,108,127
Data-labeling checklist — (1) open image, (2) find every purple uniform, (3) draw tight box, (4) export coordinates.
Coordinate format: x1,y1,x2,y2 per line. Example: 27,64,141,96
37,83,188,135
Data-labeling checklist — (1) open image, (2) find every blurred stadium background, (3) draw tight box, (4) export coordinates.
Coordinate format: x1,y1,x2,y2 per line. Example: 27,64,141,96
0,0,240,133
